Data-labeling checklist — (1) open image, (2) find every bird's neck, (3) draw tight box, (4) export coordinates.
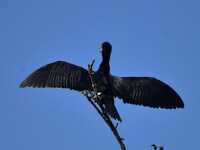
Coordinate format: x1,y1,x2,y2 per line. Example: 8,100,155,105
98,54,110,74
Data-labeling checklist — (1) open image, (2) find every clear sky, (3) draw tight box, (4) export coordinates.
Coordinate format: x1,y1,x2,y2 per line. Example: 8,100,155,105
0,0,199,150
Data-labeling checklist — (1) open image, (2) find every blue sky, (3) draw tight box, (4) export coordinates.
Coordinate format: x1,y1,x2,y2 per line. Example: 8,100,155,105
0,0,200,150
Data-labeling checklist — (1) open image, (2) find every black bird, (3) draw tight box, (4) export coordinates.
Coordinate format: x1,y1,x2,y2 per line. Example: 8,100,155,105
20,42,184,122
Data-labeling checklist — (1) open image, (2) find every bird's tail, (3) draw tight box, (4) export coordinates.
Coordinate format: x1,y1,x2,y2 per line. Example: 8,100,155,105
103,96,122,122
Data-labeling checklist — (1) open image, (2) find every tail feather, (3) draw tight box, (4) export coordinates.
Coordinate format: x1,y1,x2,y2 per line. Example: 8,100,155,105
103,97,122,122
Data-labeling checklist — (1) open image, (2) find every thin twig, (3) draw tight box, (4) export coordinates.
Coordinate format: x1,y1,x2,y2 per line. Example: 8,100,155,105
82,60,126,150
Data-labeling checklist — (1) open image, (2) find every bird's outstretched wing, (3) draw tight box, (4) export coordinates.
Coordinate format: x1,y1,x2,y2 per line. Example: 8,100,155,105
20,61,92,91
109,75,184,109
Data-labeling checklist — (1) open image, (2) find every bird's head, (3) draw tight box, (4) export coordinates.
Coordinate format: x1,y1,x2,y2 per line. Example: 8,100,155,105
99,42,112,56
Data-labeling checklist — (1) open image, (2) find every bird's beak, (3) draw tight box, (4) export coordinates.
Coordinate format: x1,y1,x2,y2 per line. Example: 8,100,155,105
99,46,103,53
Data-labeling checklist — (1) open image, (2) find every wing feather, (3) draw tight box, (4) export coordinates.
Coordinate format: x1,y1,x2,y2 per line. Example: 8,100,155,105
20,61,92,91
110,75,184,109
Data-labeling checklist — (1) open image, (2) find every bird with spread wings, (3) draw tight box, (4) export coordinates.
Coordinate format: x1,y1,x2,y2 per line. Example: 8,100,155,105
20,42,184,122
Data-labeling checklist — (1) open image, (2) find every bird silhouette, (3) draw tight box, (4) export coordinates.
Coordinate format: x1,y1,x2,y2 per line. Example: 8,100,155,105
20,42,184,122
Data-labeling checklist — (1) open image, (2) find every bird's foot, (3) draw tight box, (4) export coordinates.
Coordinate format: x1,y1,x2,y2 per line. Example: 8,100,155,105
90,92,103,103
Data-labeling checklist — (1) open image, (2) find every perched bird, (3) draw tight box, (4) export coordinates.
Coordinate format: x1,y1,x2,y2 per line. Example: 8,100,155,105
20,42,184,122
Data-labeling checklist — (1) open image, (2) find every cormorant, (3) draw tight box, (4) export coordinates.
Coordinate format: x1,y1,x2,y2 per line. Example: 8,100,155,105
20,42,184,122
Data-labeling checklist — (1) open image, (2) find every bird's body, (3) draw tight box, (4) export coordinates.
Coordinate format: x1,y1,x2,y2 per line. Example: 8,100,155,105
20,42,184,122
92,71,122,121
